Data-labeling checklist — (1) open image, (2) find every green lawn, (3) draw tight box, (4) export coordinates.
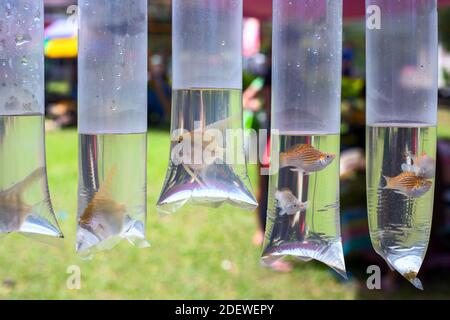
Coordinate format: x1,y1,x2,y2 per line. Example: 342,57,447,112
0,128,449,299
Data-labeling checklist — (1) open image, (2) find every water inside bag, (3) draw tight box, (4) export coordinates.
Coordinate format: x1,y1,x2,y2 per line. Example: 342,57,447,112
261,133,346,278
0,114,62,238
367,124,436,289
77,132,148,256
157,88,257,214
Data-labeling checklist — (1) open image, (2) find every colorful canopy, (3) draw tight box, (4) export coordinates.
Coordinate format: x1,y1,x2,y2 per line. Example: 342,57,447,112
44,18,77,59
244,0,450,20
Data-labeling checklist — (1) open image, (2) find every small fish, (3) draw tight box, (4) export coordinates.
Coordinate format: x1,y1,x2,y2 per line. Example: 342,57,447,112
280,144,335,173
413,152,436,179
79,165,126,240
0,168,45,233
275,189,308,216
403,271,418,281
383,172,432,198
401,151,435,179
171,116,235,186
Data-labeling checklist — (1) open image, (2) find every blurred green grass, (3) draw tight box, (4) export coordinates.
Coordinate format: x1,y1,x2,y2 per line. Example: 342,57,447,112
0,128,355,300
438,108,450,139
1,128,450,299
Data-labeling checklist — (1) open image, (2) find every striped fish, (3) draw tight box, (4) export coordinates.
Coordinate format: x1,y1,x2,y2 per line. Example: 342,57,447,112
280,144,335,173
383,172,432,198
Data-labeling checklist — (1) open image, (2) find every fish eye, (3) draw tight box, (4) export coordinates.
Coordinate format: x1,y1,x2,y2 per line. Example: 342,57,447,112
177,136,183,143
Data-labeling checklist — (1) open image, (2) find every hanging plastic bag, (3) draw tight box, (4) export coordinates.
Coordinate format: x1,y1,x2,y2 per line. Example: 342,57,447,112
0,0,63,239
76,0,149,256
157,0,258,214
261,0,346,278
366,0,437,289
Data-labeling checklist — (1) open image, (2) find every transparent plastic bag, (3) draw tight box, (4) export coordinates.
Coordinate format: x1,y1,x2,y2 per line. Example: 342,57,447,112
366,0,438,289
0,1,63,239
157,0,257,214
261,0,346,278
76,0,149,256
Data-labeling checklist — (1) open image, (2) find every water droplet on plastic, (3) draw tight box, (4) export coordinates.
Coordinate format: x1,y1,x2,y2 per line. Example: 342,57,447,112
111,100,117,111
5,3,12,18
15,34,31,46
34,12,41,22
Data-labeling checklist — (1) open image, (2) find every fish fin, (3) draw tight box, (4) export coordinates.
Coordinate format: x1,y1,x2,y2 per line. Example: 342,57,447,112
290,168,306,174
393,190,409,197
97,165,118,199
1,167,45,196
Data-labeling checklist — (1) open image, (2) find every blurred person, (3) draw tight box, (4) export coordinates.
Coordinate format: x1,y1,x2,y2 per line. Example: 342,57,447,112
148,54,171,125
343,41,356,78
243,54,293,273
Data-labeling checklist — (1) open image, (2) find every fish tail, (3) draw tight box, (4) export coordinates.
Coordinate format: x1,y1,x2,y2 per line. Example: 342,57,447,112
279,152,288,168
382,175,392,189
97,165,118,197
298,200,309,211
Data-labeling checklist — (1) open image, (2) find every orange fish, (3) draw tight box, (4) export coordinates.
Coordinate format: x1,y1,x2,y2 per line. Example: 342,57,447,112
280,144,335,173
0,167,45,233
79,165,126,240
383,172,432,198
